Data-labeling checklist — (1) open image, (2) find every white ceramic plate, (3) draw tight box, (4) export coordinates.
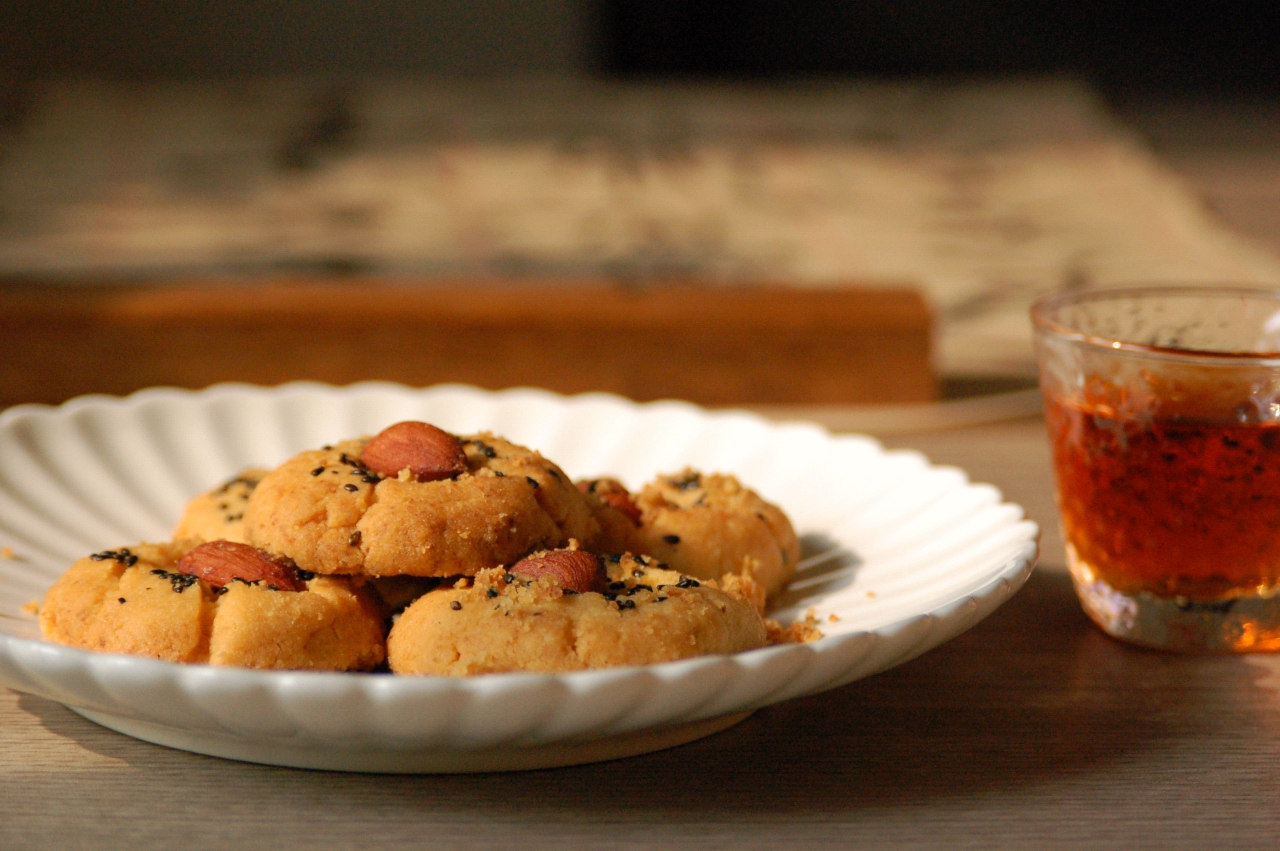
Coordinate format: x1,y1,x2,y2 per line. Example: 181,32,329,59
0,383,1037,772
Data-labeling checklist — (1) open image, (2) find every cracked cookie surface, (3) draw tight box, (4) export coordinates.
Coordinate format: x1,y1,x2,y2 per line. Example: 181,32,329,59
243,432,598,578
633,469,801,600
39,540,385,671
387,552,768,676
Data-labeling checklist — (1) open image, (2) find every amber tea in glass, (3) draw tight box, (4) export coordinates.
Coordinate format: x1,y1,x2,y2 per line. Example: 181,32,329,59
1034,287,1280,651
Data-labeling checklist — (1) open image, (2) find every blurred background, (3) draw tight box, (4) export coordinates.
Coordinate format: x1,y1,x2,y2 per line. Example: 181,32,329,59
2,1,1278,407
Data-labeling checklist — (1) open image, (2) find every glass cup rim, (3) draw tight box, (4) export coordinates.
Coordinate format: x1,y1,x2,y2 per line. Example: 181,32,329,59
1031,284,1280,362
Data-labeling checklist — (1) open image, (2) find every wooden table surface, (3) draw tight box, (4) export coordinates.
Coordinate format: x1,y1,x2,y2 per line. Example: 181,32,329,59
6,413,1280,850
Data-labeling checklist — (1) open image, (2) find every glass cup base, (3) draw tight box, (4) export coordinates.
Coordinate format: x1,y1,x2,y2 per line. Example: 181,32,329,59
1067,549,1280,652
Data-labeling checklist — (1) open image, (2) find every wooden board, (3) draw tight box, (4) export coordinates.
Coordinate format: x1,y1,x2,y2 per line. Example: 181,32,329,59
0,279,933,407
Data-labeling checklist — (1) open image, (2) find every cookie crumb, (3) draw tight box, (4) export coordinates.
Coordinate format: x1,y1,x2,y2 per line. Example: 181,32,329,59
764,617,822,644
828,613,841,623
0,546,14,559
21,599,38,615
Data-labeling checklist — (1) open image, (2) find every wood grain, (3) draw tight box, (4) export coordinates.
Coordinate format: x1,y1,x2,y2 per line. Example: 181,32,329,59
0,279,934,407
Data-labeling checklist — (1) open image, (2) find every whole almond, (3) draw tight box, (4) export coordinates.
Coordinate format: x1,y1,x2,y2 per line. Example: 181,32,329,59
177,540,308,592
510,549,606,594
361,421,468,482
578,478,642,525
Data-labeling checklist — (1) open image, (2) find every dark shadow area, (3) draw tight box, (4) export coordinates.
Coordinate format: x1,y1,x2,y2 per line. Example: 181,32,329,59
0,0,587,78
601,0,1280,99
13,569,1242,833
770,532,860,615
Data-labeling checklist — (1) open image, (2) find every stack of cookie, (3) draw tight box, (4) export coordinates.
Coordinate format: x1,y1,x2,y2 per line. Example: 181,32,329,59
39,420,808,675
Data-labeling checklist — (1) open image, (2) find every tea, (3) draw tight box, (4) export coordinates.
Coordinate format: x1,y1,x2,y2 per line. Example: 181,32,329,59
1045,392,1280,600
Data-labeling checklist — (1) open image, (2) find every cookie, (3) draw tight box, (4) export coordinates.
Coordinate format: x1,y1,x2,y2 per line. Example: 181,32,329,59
577,477,647,555
172,468,270,544
38,540,386,671
387,551,769,676
633,469,800,600
243,424,599,578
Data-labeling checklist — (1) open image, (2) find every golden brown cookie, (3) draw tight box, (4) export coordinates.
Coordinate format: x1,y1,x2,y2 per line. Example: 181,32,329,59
243,425,599,578
172,468,270,544
387,551,769,676
577,478,647,555
633,469,800,600
38,540,385,671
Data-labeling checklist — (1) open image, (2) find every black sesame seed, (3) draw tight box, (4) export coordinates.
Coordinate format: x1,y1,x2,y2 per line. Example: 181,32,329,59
344,484,359,492
150,569,199,593
563,588,579,595
322,445,333,450
473,441,497,458
339,452,368,470
450,601,462,611
676,577,701,588
361,475,381,484
348,531,362,547
606,554,623,564
608,581,626,590
632,569,645,578
297,569,316,581
525,476,540,489
503,572,515,584
494,471,505,477
91,549,139,567
655,596,668,602
486,588,498,598
118,597,126,604
662,534,681,545
311,467,325,476
674,472,701,490
617,599,636,610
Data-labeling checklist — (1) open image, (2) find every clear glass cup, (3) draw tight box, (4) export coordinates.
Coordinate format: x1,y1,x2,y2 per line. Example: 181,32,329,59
1033,286,1280,651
